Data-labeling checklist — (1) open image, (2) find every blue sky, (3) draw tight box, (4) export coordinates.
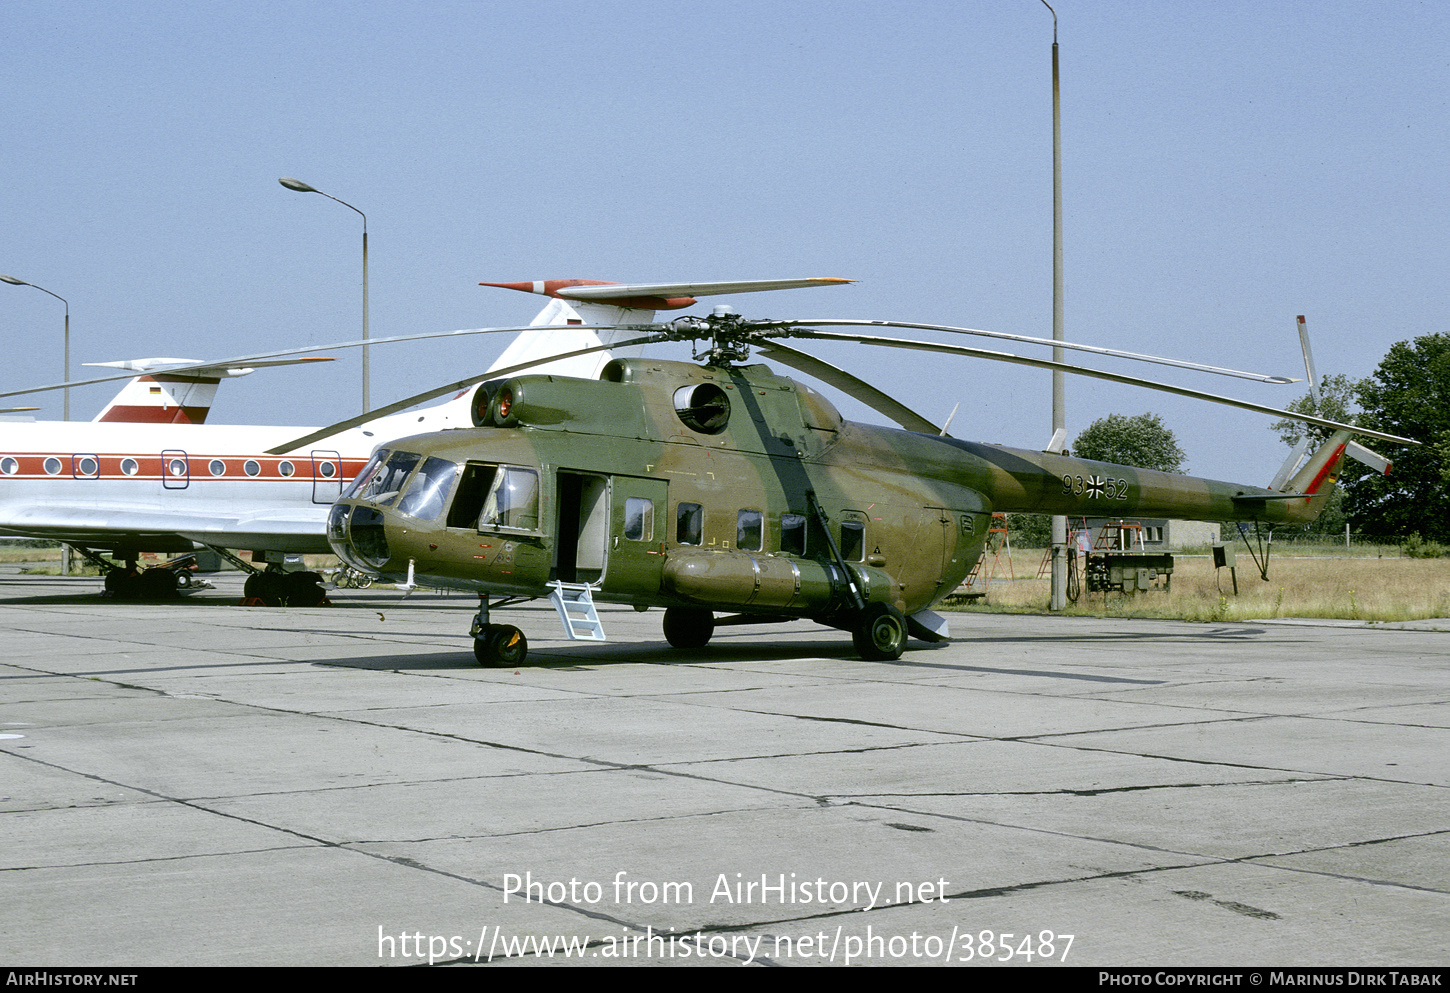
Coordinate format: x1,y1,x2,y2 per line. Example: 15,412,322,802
3,0,1446,481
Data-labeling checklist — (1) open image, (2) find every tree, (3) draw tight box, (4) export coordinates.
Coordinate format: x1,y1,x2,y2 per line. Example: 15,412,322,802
1071,413,1187,473
1270,373,1363,449
1342,333,1450,542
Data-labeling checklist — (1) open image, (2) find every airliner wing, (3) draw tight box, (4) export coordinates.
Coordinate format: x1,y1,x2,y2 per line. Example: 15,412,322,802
0,505,331,555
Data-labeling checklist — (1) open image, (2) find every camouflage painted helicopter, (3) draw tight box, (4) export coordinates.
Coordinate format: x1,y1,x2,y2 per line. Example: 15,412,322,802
317,289,1413,665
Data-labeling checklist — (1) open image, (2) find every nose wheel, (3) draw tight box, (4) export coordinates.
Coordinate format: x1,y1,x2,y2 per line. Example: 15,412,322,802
474,624,528,666
469,594,528,666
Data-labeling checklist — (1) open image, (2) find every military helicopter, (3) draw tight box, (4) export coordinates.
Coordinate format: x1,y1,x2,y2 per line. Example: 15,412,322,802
317,297,1413,665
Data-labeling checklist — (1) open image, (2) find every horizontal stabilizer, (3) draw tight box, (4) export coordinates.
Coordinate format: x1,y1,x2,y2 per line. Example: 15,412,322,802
86,356,333,379
1345,440,1391,476
556,278,853,300
482,277,853,312
87,356,334,424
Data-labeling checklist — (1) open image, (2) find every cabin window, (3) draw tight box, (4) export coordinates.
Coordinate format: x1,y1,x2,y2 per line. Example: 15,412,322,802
624,497,654,541
840,520,865,562
209,460,226,476
120,458,138,476
447,463,497,529
676,503,703,545
43,458,61,475
360,451,421,506
278,461,296,478
736,509,763,551
396,457,458,522
244,460,261,477
479,467,540,531
318,461,337,479
781,513,807,555
75,456,99,477
167,458,187,478
0,457,16,475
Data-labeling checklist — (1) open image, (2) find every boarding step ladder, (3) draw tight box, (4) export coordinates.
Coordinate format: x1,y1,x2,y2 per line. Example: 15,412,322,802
547,581,606,641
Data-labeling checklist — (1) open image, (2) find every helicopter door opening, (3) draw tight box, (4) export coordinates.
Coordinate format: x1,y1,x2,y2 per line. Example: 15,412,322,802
555,472,609,584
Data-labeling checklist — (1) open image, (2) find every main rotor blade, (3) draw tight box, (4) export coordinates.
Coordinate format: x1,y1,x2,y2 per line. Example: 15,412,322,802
264,334,665,454
785,330,1418,447
774,319,1298,384
0,322,632,401
755,341,943,435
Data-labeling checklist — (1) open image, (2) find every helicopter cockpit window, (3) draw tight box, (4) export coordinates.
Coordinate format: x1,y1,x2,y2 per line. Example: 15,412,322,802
780,513,807,556
840,520,865,562
446,463,497,529
624,497,654,541
676,502,703,545
395,457,459,522
736,509,763,551
360,450,421,506
343,450,388,500
673,384,731,434
479,466,540,531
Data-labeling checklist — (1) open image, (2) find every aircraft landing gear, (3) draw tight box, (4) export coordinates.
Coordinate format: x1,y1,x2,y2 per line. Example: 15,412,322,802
242,569,327,607
663,607,714,650
851,603,906,661
473,625,528,667
470,594,527,666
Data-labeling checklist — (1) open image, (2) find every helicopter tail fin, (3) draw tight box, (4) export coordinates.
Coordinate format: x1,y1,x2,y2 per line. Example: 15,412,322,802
1278,429,1351,519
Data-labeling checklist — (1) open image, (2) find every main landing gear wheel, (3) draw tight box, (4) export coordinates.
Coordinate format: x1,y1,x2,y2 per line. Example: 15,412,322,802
852,603,906,661
662,607,715,650
473,624,528,667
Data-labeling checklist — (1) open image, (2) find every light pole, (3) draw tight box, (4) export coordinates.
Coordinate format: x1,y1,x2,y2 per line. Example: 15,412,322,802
0,274,70,420
279,177,370,413
1,273,72,577
1042,1,1069,611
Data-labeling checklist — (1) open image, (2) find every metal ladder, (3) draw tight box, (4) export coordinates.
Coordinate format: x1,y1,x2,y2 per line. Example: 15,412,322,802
547,581,606,641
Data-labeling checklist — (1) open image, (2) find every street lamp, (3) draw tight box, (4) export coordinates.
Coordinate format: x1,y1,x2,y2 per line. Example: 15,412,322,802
0,274,70,421
279,177,370,412
2,273,72,577
1042,1,1069,611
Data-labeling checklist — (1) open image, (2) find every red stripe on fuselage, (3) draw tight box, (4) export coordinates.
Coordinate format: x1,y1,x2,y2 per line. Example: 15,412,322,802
1303,444,1346,495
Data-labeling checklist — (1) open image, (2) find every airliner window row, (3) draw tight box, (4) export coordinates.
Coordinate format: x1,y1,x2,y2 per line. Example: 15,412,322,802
0,455,347,479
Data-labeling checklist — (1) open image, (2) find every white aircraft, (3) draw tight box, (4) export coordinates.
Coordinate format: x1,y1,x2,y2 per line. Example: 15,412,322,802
0,278,851,597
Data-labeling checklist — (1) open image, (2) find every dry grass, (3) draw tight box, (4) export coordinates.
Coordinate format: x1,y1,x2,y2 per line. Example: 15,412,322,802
950,549,1450,623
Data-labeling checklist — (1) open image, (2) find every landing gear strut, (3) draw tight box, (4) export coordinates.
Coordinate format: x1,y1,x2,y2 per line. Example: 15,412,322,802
470,595,528,666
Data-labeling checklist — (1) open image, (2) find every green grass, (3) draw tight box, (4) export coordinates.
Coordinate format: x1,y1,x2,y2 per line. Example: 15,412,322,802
949,547,1450,622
